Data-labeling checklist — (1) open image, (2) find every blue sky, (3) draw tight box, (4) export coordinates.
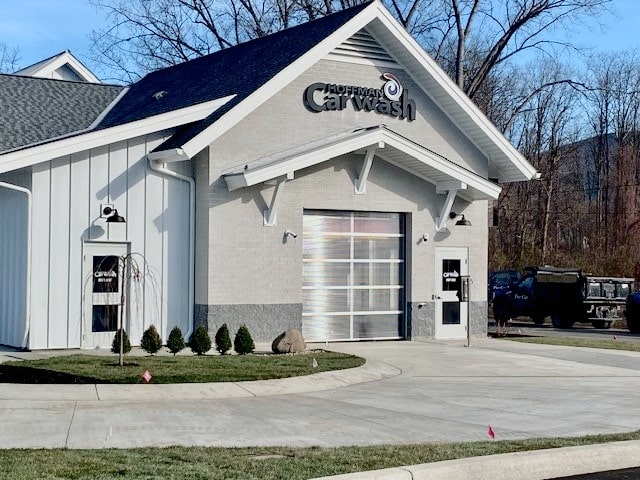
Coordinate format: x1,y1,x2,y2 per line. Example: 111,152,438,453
2,0,639,78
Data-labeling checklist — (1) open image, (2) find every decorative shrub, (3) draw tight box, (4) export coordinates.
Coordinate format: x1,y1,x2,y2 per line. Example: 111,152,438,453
234,324,255,355
190,325,212,355
111,328,131,354
215,323,232,355
141,325,163,355
166,326,186,355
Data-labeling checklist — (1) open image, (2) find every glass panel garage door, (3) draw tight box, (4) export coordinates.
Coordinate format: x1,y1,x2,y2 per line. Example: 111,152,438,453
302,210,405,341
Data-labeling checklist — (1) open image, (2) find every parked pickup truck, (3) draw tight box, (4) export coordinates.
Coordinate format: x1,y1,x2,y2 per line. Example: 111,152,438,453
491,267,633,329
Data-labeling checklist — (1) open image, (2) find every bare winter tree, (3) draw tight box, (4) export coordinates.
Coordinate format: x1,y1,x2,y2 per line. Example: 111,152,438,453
89,0,364,81
377,0,612,109
582,51,640,268
428,0,612,101
491,60,582,268
0,43,20,73
89,0,612,87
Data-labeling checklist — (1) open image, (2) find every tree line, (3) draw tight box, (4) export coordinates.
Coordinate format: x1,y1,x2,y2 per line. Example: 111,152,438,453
492,50,640,276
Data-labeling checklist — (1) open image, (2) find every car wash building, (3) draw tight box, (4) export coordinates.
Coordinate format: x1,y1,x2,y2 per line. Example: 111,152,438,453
0,1,537,350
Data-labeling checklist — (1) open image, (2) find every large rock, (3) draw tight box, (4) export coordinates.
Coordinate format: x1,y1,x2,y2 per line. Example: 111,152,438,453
271,329,307,354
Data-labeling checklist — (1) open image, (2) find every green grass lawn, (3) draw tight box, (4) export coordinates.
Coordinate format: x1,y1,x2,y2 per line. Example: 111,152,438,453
0,351,364,384
502,335,640,352
2,432,640,480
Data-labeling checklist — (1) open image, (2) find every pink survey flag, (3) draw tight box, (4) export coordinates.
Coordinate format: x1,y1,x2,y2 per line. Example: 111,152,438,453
488,425,495,439
142,370,152,383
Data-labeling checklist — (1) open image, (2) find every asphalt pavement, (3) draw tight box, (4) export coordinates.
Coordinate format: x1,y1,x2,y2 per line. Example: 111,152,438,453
1,337,640,479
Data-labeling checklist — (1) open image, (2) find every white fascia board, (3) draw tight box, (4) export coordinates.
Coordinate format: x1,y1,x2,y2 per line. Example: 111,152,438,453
20,51,101,83
370,6,537,182
47,52,101,83
147,148,190,163
180,3,380,158
224,127,501,199
224,174,250,191
0,94,236,175
228,131,380,190
381,132,501,199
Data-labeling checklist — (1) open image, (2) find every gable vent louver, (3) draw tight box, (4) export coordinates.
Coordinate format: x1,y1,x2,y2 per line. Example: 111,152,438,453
326,30,398,68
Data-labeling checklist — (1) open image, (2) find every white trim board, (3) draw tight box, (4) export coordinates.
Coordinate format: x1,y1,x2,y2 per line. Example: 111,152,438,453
16,51,101,84
0,95,236,174
222,126,501,201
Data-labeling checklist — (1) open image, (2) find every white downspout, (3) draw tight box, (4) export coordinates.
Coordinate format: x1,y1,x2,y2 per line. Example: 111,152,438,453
0,181,32,350
147,156,195,342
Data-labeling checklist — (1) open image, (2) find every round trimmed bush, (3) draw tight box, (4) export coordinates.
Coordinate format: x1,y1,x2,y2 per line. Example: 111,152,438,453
166,326,186,355
111,328,131,354
234,325,255,355
215,323,232,355
141,324,163,355
190,325,212,355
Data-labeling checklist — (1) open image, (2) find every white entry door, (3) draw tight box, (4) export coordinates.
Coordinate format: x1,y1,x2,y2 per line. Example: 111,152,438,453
435,247,468,339
82,242,129,349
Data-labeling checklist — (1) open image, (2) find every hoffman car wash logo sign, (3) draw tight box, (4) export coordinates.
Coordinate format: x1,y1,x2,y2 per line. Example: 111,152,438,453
303,73,416,121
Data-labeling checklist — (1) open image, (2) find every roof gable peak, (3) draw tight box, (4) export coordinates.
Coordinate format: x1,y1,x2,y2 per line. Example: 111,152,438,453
14,50,101,84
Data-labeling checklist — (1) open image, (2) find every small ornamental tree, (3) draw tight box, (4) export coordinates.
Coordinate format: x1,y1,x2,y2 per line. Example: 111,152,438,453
166,326,186,355
234,324,255,355
190,325,212,355
141,324,163,355
111,328,131,355
215,323,232,355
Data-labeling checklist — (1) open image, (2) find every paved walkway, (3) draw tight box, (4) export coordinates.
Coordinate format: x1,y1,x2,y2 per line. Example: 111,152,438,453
1,339,640,450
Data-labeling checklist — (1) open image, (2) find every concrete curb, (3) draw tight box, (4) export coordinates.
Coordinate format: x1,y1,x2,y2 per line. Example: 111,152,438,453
310,440,640,480
0,360,401,402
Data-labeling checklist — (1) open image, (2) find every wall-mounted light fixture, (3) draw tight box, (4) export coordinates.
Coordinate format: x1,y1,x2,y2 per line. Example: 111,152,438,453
284,229,298,239
102,205,126,223
449,211,471,226
422,233,429,242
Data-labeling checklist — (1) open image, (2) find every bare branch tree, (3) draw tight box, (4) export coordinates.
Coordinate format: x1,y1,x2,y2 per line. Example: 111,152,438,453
429,0,612,100
0,43,20,74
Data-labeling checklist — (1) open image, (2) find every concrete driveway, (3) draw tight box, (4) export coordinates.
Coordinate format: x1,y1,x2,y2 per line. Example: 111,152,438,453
1,338,640,449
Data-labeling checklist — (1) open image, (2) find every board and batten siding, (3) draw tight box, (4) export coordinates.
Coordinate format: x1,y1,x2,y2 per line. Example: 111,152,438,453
28,131,191,349
0,169,31,347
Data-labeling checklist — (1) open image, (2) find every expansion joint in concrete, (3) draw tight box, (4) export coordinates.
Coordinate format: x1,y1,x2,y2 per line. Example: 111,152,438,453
64,401,78,448
233,382,258,397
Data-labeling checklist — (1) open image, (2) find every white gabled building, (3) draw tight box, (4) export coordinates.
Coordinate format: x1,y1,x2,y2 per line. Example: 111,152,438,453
0,1,536,350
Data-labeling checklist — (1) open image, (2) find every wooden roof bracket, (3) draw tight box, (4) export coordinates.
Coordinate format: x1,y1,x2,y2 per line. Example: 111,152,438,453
355,142,384,194
435,181,467,231
263,172,294,226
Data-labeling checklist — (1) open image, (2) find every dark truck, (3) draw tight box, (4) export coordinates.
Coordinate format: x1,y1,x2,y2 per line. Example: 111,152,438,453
491,267,633,329
625,292,640,333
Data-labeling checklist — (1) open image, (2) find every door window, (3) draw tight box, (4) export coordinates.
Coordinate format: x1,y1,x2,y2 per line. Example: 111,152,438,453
92,256,119,294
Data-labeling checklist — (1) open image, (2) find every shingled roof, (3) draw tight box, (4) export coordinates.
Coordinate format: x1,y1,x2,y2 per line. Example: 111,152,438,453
0,75,123,153
96,1,373,149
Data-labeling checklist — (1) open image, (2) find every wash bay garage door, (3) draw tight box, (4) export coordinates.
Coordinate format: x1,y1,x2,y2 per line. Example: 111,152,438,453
302,210,405,341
